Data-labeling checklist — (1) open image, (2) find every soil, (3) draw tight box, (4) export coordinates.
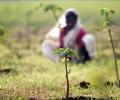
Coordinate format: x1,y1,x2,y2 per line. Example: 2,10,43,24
55,96,114,100
0,68,11,74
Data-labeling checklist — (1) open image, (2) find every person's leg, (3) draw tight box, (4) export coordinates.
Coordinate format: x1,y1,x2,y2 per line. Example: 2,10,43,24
77,46,91,63
82,34,96,59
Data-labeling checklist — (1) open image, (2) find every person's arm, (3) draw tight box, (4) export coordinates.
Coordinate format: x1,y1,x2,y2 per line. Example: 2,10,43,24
59,27,68,48
59,28,64,48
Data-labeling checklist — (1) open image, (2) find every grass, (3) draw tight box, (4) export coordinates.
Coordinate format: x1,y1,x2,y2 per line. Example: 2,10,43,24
0,54,120,99
0,0,120,99
0,1,120,27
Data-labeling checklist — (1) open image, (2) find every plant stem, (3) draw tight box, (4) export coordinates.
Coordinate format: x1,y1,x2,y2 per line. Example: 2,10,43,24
65,56,69,99
108,27,120,87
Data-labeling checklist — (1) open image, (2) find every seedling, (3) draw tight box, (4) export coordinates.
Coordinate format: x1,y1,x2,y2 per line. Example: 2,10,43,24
55,47,76,99
100,8,120,87
0,26,9,41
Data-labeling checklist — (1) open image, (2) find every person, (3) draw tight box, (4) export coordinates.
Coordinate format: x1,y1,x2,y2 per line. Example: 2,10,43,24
42,8,95,63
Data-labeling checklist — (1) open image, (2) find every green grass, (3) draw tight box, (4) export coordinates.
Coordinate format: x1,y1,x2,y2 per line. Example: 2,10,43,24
0,1,120,27
0,55,120,99
0,0,120,99
0,43,120,99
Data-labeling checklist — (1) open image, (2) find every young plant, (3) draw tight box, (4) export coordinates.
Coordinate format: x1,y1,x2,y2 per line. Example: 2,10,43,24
0,26,9,41
55,47,76,99
100,8,120,87
35,3,63,22
44,4,63,22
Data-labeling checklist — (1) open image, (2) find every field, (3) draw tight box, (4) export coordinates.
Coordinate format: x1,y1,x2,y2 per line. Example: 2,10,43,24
0,1,120,99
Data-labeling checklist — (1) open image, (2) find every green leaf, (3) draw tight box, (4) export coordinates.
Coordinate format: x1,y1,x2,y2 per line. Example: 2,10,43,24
100,9,105,16
44,4,55,12
55,48,66,57
35,3,44,10
55,47,76,58
67,48,77,57
0,27,5,37
100,8,115,17
110,10,115,14
56,6,63,11
44,4,63,13
100,8,115,28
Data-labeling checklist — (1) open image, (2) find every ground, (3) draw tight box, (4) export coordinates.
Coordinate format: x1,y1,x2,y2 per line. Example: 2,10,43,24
0,1,120,99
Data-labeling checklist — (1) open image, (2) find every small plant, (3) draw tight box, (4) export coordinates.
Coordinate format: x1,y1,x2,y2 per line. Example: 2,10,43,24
55,47,76,99
0,26,9,41
35,3,63,22
100,8,120,87
44,4,63,22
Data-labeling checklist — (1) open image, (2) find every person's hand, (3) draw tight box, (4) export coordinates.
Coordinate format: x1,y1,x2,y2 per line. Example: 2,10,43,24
68,40,74,48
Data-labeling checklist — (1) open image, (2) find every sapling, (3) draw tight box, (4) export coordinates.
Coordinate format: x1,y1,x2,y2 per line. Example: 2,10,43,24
0,26,10,71
100,8,120,87
44,4,63,22
35,3,63,22
55,47,76,99
0,26,9,41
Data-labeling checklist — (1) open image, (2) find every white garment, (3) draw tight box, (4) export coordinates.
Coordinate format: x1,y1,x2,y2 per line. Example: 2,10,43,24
42,40,60,62
42,8,96,62
46,27,60,40
63,23,81,48
82,34,96,58
42,8,81,62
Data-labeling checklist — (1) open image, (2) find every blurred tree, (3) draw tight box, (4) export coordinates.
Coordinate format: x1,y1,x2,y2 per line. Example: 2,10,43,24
44,4,63,22
35,3,63,22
